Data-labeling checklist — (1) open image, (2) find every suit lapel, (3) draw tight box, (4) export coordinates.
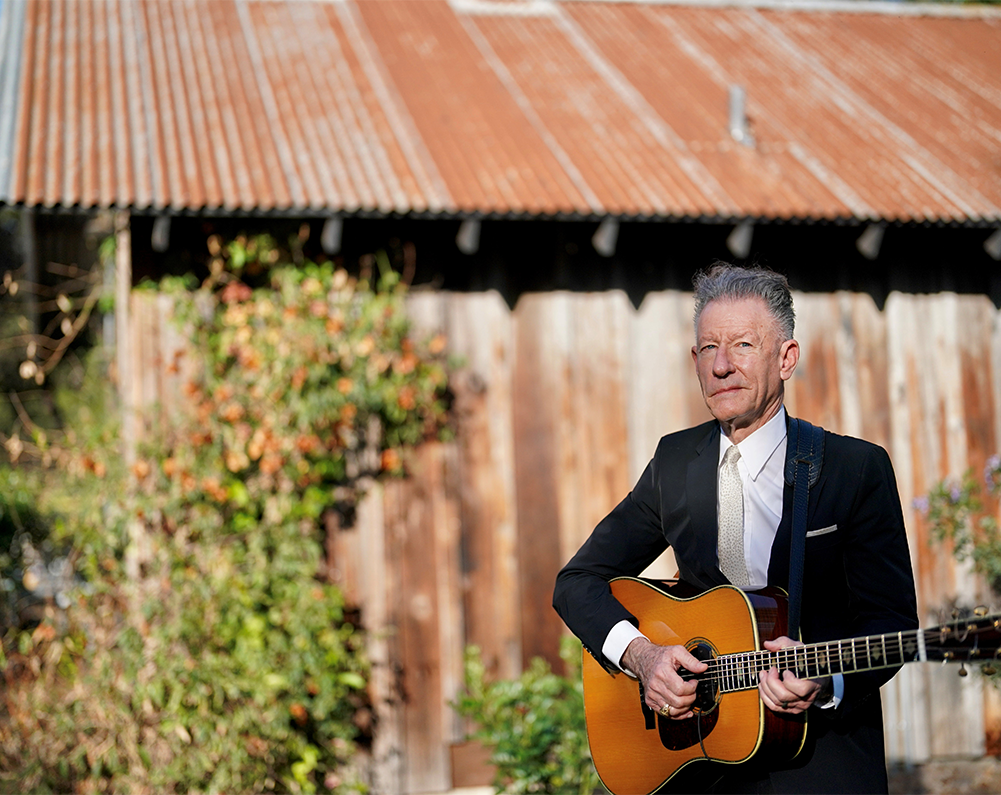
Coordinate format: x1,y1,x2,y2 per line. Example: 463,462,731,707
686,424,730,587
767,414,799,588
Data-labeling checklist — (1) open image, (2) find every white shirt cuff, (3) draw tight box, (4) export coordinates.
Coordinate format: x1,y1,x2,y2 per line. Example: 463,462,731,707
602,619,647,674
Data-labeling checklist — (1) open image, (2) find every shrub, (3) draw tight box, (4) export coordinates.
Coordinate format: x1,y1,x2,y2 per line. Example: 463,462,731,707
454,636,599,795
916,455,1001,596
0,233,451,793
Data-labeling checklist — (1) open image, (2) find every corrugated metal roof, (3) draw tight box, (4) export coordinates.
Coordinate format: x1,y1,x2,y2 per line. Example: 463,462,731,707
0,0,999,223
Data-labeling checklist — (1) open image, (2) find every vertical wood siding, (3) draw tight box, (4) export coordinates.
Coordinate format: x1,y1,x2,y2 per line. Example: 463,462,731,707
130,286,1001,792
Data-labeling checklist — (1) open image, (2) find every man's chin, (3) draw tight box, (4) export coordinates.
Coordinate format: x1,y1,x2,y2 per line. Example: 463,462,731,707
706,397,747,422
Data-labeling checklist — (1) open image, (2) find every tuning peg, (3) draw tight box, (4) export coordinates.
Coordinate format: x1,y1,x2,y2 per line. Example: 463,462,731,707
952,609,961,620
959,663,968,677
983,664,997,676
974,606,989,617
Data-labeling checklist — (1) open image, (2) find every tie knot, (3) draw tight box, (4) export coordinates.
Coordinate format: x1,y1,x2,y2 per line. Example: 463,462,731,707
724,444,741,465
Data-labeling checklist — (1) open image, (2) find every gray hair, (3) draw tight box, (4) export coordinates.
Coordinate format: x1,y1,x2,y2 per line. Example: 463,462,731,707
692,262,795,340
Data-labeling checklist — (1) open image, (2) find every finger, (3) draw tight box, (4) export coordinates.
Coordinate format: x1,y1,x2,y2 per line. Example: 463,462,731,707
763,635,800,651
759,669,798,709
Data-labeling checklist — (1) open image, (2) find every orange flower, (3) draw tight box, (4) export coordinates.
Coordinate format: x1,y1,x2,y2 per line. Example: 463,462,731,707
260,453,283,475
225,450,249,473
237,347,262,371
219,402,245,423
336,377,353,395
163,457,178,477
397,386,416,411
428,333,447,355
131,460,151,480
394,352,418,375
309,300,328,318
201,477,228,502
295,434,320,454
220,281,252,304
381,448,401,472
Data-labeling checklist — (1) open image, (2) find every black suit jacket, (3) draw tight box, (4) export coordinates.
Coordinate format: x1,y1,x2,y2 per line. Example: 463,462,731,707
552,416,918,793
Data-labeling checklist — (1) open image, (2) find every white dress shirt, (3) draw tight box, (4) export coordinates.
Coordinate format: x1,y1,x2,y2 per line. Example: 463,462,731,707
601,407,843,707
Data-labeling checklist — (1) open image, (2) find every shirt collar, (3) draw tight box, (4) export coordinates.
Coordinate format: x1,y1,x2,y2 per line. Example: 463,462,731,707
719,406,787,481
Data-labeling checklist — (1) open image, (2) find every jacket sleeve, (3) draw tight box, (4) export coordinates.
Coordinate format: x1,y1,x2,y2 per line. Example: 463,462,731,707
817,441,918,720
552,442,669,671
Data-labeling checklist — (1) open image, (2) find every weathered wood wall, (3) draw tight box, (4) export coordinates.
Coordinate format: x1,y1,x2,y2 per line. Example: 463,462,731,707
128,285,1001,793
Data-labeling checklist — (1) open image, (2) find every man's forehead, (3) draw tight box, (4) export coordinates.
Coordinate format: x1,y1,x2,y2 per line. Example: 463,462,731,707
696,297,780,338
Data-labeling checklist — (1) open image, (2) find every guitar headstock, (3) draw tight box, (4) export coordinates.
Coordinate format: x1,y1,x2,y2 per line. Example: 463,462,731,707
924,608,1001,671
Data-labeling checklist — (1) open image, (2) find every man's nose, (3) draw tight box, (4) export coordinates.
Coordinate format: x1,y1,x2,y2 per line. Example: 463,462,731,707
713,348,733,376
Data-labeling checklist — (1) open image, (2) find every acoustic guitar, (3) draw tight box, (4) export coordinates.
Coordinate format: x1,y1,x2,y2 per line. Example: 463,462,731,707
582,577,1001,795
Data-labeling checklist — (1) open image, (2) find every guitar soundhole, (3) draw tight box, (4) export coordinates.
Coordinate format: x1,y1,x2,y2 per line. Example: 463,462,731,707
655,639,721,752
685,639,720,714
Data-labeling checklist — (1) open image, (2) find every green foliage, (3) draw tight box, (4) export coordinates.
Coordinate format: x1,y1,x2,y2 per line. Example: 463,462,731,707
917,456,1001,687
917,455,1001,595
454,637,599,795
0,232,452,793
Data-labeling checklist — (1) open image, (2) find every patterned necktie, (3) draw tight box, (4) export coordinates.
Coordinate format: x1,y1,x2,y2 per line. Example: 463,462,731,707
718,444,749,586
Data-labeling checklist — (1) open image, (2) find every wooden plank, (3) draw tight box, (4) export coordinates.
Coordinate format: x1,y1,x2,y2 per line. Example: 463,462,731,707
848,291,891,451
511,292,570,671
564,291,632,563
627,290,701,581
884,291,931,764
445,292,521,682
354,481,406,795
391,448,448,794
785,292,842,432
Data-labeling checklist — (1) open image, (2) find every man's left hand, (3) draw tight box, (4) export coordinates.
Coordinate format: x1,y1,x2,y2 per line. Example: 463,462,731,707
758,636,832,714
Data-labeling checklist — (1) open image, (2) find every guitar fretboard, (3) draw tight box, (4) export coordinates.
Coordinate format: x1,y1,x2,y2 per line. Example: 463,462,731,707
703,629,928,693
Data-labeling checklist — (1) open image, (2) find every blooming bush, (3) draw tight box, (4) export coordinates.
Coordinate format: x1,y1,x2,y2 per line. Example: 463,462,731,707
0,232,452,793
916,456,1001,596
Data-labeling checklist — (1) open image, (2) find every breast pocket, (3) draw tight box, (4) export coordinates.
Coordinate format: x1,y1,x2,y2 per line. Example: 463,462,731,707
805,524,841,552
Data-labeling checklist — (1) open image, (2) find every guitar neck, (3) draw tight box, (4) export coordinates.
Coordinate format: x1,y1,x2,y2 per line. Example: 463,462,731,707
708,628,950,694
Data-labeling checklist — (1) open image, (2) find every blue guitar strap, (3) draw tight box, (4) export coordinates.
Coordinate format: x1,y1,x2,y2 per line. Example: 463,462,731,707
783,418,825,641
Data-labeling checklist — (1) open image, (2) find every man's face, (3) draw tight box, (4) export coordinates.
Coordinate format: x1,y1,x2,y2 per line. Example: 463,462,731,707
691,297,799,443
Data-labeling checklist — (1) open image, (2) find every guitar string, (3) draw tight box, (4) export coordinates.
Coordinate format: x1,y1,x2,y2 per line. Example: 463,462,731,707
682,627,988,690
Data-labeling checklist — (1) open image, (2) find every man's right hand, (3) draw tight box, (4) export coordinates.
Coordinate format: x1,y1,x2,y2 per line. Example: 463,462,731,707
620,637,707,720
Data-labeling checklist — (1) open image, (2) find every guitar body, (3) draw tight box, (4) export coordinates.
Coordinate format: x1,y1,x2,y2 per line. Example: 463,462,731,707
583,578,807,795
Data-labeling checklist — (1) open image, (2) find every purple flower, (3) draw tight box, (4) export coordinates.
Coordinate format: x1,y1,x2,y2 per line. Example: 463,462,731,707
950,485,963,503
913,496,930,513
986,455,1001,487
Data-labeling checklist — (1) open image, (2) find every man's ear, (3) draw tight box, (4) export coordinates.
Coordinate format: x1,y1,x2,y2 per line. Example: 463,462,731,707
779,339,800,381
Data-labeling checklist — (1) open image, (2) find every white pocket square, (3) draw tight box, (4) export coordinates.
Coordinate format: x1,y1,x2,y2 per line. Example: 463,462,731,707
806,524,837,538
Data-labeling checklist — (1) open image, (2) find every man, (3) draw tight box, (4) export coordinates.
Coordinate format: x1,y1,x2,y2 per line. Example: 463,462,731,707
553,264,917,794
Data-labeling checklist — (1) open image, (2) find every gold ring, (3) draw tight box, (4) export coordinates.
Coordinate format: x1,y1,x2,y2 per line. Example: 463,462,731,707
659,705,671,717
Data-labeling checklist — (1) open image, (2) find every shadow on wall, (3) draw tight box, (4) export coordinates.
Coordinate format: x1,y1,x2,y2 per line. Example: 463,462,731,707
7,211,1001,315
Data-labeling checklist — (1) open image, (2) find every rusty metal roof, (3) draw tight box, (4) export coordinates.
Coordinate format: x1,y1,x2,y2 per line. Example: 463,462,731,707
1,0,999,223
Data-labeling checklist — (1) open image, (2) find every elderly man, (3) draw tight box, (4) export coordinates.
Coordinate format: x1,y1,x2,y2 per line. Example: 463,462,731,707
553,263,917,794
